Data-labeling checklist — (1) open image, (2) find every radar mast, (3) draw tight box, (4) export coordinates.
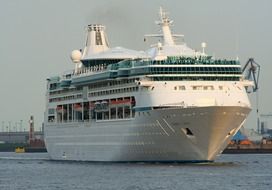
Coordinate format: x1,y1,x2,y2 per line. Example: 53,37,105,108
144,7,184,46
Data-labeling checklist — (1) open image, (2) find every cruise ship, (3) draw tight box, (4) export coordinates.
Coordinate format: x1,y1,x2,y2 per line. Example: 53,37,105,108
44,8,253,162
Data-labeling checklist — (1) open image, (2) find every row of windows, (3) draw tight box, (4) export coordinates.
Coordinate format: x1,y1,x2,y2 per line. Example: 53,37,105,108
121,58,238,67
150,67,241,73
49,79,137,98
49,83,58,90
174,86,186,90
192,85,215,90
81,59,122,68
174,85,215,91
151,76,240,81
49,82,138,103
150,70,241,75
94,97,136,120
49,87,82,96
116,67,241,76
80,58,239,75
118,57,239,67
87,78,137,90
172,85,240,91
49,97,136,122
154,59,238,65
49,94,82,103
96,106,135,120
89,86,139,97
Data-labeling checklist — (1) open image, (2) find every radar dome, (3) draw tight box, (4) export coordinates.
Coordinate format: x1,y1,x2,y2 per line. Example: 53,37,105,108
71,50,82,63
201,42,207,48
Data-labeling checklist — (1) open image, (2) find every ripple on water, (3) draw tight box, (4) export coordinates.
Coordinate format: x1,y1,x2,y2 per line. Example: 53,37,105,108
0,153,271,190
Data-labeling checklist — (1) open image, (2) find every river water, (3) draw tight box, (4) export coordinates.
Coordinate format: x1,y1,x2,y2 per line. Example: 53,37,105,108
0,153,271,190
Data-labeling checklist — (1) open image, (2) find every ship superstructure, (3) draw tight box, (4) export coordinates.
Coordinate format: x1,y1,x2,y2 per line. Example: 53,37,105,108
44,8,252,162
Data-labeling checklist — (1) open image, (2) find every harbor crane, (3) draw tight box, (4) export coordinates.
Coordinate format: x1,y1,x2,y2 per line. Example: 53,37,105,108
242,58,261,132
242,58,260,93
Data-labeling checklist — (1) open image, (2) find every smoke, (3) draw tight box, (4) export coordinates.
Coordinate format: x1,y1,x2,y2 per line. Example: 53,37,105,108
82,0,158,49
85,0,131,27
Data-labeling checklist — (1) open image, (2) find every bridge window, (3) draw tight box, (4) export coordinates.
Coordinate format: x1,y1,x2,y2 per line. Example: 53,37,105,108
179,86,186,90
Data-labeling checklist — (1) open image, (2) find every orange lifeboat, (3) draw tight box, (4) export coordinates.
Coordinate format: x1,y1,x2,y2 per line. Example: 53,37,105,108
73,103,82,112
110,99,131,105
240,139,252,145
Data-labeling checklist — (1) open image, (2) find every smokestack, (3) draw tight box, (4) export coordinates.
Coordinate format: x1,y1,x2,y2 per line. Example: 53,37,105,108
29,116,34,143
82,24,109,59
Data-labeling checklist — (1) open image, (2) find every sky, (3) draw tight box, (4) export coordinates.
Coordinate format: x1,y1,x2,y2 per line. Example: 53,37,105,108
0,0,271,131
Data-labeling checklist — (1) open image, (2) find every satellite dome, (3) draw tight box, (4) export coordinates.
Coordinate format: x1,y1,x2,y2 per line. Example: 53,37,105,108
201,42,207,48
71,50,82,63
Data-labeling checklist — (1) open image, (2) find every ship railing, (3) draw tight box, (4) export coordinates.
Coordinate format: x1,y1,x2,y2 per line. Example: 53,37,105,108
88,83,136,93
60,70,74,80
49,89,82,97
159,101,187,107
73,65,108,77
46,120,91,126
128,57,239,68
152,56,239,65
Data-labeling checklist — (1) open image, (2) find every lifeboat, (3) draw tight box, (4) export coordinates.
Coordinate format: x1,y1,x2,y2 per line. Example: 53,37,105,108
110,99,131,105
73,103,82,112
240,139,252,145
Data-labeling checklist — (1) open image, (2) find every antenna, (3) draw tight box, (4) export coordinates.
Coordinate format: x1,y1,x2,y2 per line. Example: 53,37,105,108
159,6,163,22
145,7,183,46
235,31,240,61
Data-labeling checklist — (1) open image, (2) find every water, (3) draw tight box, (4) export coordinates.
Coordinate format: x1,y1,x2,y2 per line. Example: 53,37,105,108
0,153,271,190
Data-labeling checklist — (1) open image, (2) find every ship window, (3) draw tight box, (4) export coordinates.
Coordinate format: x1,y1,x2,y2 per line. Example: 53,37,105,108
90,109,95,120
110,107,116,119
48,108,55,115
179,86,185,90
132,109,135,118
63,105,68,121
192,86,202,90
83,102,89,121
48,116,55,122
68,104,72,121
124,106,130,118
104,111,109,120
97,112,102,120
117,107,123,119
49,83,58,90
208,86,214,90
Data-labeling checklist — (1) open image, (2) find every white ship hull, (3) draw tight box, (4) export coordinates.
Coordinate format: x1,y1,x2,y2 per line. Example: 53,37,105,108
44,106,250,162
44,9,253,163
